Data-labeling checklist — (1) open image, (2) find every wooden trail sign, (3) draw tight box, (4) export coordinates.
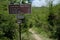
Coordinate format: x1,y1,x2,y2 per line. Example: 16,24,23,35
9,4,31,14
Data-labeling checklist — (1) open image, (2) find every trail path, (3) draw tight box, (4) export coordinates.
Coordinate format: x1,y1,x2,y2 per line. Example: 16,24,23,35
29,29,42,40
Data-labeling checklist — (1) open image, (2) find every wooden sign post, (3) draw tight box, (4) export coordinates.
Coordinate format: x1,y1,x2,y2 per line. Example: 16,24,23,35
8,4,31,40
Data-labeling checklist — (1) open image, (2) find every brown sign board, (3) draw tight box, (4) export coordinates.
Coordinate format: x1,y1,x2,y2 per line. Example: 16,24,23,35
8,4,31,14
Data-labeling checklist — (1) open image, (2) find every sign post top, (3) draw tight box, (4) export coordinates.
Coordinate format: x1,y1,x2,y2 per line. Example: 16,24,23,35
9,4,31,14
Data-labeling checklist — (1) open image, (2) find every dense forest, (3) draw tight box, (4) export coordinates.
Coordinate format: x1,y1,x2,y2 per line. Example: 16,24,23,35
0,0,60,40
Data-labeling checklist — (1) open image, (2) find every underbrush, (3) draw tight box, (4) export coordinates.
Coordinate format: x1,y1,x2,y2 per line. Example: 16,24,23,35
32,27,57,40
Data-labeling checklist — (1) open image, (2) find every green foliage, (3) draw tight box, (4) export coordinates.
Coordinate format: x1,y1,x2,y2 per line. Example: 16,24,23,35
22,3,60,40
53,4,60,40
0,0,60,40
0,0,20,40
0,13,19,40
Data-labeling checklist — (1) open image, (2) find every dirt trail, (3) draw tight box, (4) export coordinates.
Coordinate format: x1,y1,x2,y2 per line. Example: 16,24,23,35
29,29,42,40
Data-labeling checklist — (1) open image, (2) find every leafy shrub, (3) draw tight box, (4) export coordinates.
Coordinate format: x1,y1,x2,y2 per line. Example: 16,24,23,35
0,14,19,40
